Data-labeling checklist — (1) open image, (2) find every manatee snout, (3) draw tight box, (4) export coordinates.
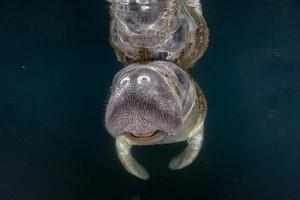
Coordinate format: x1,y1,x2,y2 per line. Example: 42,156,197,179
105,64,183,138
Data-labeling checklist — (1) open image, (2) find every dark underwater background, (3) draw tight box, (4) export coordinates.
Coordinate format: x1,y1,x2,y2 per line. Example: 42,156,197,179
1,0,300,199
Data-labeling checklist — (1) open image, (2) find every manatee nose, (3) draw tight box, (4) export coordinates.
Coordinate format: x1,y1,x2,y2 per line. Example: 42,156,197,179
118,68,160,89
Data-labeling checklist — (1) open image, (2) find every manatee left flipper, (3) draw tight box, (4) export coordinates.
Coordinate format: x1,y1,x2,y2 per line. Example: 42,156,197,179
116,135,149,180
169,122,204,170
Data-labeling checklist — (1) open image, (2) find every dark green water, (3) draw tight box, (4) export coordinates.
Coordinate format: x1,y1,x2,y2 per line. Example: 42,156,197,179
1,0,299,199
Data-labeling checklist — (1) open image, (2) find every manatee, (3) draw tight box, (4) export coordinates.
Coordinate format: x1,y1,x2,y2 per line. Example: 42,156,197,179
105,0,209,180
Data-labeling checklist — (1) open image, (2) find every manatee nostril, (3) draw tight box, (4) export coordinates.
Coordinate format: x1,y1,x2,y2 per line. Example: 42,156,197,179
137,75,151,84
118,0,130,5
119,76,130,88
136,0,150,4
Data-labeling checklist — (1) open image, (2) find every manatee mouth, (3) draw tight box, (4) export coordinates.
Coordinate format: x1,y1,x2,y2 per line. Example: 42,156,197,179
129,131,158,138
125,130,167,143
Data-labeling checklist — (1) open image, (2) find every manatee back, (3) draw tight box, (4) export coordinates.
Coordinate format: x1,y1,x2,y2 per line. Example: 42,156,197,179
109,0,209,70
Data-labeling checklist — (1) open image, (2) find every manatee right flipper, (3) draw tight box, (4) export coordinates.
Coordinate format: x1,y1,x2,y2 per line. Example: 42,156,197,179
169,122,204,170
116,135,150,180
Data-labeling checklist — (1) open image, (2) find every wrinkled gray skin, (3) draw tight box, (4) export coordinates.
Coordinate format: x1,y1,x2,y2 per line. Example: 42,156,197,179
105,0,209,180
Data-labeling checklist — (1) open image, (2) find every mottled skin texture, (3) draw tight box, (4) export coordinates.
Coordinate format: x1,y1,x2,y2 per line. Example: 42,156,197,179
105,0,209,180
109,0,209,69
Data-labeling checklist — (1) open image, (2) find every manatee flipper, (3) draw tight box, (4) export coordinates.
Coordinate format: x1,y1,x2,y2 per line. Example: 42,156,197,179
169,122,204,170
116,135,149,180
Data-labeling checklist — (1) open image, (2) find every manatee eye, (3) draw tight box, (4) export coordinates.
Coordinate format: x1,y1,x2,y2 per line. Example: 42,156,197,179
173,69,186,85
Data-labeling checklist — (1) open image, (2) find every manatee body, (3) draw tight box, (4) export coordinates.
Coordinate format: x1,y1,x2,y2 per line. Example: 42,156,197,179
109,0,209,69
105,0,209,180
